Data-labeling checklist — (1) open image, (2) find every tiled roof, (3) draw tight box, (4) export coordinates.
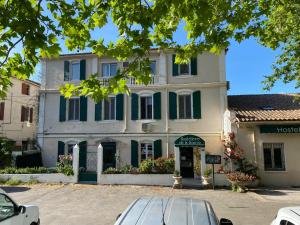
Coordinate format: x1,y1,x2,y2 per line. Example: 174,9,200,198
228,94,300,122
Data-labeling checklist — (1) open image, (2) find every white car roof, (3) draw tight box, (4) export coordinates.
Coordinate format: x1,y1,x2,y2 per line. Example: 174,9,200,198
278,207,300,221
0,188,6,194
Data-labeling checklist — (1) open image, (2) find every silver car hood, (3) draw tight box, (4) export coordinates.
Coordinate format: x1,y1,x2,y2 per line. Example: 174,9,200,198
115,197,219,225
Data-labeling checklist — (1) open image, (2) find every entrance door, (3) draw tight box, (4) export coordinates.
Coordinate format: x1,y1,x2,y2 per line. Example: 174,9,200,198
102,142,116,171
180,147,194,178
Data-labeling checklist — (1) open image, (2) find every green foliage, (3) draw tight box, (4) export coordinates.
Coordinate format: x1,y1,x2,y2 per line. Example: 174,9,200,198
153,158,175,174
204,167,213,178
57,154,74,176
4,178,22,186
0,167,57,174
0,1,299,100
0,138,15,168
103,167,122,174
139,159,153,174
173,170,180,177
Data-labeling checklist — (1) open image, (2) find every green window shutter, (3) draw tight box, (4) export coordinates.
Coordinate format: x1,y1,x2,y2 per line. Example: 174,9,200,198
131,93,138,120
131,140,139,167
80,59,86,80
153,92,161,120
154,139,162,159
79,141,87,169
80,96,88,121
59,96,66,122
169,92,177,119
64,61,70,81
172,54,178,76
193,90,201,119
95,101,102,121
57,141,65,162
116,94,124,120
191,56,197,75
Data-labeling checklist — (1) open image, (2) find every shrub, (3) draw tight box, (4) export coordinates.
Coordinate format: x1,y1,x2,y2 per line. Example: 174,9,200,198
57,154,74,176
0,138,14,168
139,159,153,174
103,167,122,174
5,178,22,186
204,168,213,178
154,158,175,174
226,171,257,183
0,167,57,174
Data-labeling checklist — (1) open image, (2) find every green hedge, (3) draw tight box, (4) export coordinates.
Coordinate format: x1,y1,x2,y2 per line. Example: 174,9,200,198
0,167,58,174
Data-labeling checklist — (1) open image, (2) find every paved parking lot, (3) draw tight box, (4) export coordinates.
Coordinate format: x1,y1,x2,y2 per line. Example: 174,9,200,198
2,184,300,225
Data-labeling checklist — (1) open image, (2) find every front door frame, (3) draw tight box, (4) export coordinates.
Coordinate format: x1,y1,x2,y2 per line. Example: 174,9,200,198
102,142,116,171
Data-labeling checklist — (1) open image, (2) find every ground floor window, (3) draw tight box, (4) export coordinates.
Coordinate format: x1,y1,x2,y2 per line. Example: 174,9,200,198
67,144,75,155
141,143,153,161
263,143,285,171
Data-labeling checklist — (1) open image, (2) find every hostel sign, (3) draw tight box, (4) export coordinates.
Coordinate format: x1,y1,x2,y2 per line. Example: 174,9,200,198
260,125,300,134
175,135,205,147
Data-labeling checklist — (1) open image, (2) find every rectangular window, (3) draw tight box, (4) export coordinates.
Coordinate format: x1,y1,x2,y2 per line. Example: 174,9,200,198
21,106,30,122
102,63,118,77
0,102,4,120
140,96,153,120
150,61,156,75
22,141,28,151
103,97,116,120
141,143,153,161
71,62,80,80
178,94,192,119
67,144,75,155
263,143,285,171
21,83,30,95
68,98,80,121
179,63,190,75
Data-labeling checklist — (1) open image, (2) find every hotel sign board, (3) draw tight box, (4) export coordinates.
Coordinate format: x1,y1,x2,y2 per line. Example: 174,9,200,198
175,135,205,147
260,125,300,134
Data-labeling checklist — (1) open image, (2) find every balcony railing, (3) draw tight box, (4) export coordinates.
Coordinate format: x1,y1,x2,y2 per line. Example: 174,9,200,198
99,75,162,86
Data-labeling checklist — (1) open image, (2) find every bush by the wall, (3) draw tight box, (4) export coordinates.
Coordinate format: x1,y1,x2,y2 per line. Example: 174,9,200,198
0,138,15,168
16,152,43,168
0,167,57,174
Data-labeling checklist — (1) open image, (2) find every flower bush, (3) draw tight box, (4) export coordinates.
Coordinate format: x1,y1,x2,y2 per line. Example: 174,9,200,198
226,171,257,183
57,154,74,176
0,167,57,174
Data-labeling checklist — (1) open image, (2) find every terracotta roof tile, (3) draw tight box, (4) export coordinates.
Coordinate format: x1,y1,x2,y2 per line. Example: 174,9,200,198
228,94,300,122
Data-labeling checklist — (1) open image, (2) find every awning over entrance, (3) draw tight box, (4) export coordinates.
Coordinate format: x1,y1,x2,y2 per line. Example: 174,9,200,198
175,135,205,147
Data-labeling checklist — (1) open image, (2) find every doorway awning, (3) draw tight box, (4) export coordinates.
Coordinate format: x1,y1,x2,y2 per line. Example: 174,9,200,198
175,135,205,147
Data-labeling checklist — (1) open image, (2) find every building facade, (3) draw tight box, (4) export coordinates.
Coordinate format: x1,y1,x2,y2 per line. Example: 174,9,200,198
226,94,300,186
0,78,40,151
38,50,227,181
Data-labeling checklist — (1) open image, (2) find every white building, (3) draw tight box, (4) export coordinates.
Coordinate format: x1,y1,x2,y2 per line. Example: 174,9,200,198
38,49,227,182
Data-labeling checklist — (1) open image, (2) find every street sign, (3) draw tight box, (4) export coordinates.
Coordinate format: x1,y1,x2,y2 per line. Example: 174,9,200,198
205,155,221,165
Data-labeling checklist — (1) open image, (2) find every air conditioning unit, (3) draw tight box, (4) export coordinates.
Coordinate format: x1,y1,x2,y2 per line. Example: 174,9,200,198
141,123,153,133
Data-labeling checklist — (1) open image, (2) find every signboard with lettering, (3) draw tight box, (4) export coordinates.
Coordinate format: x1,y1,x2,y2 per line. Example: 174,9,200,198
175,135,205,147
260,125,300,134
205,155,222,164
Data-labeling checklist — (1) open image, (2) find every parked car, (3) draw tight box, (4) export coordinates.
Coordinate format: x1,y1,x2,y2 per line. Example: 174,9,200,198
271,207,300,225
115,197,233,225
0,188,40,225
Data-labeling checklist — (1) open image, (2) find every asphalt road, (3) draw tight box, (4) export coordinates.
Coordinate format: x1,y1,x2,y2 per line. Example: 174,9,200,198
2,184,300,225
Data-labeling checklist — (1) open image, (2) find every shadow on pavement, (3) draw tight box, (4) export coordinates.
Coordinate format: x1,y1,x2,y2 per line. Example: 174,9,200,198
254,189,287,196
1,186,31,193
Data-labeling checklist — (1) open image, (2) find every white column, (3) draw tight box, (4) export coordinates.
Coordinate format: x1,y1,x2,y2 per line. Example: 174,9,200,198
174,146,180,172
72,144,79,183
200,148,206,179
97,144,103,184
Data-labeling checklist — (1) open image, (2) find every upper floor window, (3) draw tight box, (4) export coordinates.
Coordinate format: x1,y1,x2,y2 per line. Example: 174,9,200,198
21,83,30,95
123,61,129,69
21,106,33,123
68,98,80,121
0,102,4,121
141,143,153,161
102,63,117,77
179,63,190,75
104,97,116,120
263,143,285,171
178,94,192,119
71,62,80,80
150,61,156,75
140,96,153,120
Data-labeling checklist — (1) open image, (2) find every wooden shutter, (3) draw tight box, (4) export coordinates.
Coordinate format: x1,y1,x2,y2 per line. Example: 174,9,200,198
0,102,4,120
169,92,177,119
153,92,161,120
131,93,138,120
21,106,25,122
80,96,88,121
172,54,178,76
193,90,201,119
80,59,86,80
116,94,124,120
191,56,197,75
154,139,162,159
29,108,33,123
79,141,87,169
57,141,65,162
21,83,29,95
64,61,70,81
59,96,66,122
131,140,139,167
95,102,102,121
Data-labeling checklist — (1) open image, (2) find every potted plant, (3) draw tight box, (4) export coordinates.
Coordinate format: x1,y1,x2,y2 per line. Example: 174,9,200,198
172,170,182,189
202,167,212,185
226,171,257,193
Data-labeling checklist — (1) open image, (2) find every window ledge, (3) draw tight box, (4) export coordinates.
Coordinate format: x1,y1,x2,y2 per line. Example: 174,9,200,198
263,170,287,173
139,119,157,123
96,120,121,123
176,75,196,78
171,119,199,122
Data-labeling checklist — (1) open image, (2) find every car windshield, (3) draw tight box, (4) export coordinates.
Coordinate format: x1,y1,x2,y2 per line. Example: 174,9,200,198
0,194,15,221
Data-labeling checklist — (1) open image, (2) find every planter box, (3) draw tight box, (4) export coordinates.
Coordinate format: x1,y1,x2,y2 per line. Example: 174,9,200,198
214,173,230,187
0,173,75,184
98,174,173,186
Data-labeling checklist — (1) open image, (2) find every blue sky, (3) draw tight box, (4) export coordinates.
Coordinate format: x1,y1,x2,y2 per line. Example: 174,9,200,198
31,19,298,95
